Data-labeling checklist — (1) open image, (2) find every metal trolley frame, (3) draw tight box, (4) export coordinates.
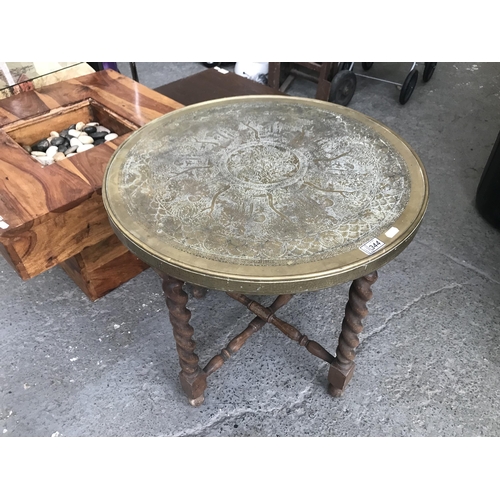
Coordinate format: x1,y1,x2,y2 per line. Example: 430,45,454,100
330,62,437,106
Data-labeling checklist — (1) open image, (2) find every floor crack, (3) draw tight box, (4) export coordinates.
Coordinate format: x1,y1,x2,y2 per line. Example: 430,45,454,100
169,363,321,437
169,405,285,436
362,281,469,343
416,241,500,286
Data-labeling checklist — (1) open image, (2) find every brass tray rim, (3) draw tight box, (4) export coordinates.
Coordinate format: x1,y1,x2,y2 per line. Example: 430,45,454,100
103,95,429,293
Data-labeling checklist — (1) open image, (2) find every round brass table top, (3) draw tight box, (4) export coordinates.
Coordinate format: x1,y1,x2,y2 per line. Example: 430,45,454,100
103,96,428,294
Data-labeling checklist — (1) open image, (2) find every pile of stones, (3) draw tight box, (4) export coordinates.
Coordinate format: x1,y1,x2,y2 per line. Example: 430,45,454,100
23,121,118,167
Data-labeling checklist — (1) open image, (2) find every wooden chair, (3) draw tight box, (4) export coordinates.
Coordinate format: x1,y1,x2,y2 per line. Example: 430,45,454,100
267,63,340,101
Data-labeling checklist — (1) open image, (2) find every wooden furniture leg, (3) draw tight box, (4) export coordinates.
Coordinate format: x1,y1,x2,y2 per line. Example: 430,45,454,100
328,272,378,397
204,294,294,376
268,62,282,91
161,274,207,406
192,285,207,299
315,62,334,101
227,292,335,364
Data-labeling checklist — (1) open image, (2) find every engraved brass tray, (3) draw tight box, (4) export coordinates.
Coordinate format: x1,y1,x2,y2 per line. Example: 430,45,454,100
103,96,428,294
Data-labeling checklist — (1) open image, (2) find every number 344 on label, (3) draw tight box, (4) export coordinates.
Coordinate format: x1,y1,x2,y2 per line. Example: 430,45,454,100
359,238,386,255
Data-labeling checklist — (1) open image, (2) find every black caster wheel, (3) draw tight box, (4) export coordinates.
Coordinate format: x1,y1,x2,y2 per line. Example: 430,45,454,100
361,62,374,70
202,62,222,68
330,70,357,106
423,62,437,82
399,69,418,105
340,62,353,71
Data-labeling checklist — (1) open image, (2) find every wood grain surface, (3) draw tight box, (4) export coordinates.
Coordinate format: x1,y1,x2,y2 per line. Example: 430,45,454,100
154,68,283,106
59,233,149,300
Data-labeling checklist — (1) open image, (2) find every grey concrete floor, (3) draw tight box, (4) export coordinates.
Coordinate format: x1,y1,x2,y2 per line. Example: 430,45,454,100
1,62,500,437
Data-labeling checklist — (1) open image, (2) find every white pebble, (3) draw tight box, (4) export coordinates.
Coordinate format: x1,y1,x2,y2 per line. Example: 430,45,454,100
79,131,87,136
46,145,58,158
68,129,82,138
85,122,99,127
75,121,85,131
66,153,77,158
77,144,94,153
70,137,83,147
65,145,78,154
49,131,59,137
31,151,46,157
79,136,94,144
105,133,118,141
53,152,66,161
96,125,110,133
36,156,54,167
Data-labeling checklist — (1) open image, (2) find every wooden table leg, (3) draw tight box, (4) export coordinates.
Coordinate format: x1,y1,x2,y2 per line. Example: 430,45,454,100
161,273,207,406
328,271,378,397
315,62,334,101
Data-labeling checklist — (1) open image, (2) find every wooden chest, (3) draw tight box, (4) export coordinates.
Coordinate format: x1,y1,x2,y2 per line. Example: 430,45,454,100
0,69,182,299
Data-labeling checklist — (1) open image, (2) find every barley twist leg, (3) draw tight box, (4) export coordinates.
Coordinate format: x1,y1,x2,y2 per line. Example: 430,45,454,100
161,274,207,406
328,271,378,397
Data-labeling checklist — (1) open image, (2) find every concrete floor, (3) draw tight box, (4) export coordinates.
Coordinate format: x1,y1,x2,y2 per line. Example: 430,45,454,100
1,62,500,437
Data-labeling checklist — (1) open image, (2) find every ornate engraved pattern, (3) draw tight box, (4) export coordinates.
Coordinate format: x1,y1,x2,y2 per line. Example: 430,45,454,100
118,101,411,266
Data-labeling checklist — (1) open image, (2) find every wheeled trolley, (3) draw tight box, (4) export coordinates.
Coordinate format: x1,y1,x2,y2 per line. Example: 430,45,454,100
333,62,437,105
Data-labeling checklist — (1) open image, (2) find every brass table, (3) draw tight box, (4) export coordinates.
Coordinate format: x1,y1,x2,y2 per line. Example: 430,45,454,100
103,96,429,406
